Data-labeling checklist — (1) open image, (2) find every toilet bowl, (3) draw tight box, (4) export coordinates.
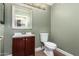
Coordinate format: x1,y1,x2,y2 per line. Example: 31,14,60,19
40,33,57,56
44,42,57,50
43,42,57,56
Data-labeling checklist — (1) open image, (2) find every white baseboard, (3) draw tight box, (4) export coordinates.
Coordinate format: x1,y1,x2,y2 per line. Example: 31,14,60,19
0,53,12,56
0,53,4,56
6,54,12,56
56,48,74,56
35,47,42,52
35,47,74,56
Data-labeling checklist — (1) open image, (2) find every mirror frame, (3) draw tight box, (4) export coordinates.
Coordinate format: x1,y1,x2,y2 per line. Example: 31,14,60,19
12,4,32,29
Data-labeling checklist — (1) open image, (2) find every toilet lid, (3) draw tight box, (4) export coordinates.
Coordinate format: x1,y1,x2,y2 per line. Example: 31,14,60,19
44,42,57,48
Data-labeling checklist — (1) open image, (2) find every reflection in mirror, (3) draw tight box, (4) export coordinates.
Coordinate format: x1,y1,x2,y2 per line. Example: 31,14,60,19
12,4,32,29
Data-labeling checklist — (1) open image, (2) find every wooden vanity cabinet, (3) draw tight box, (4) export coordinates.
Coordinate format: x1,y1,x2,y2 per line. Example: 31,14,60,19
25,37,35,56
12,36,35,56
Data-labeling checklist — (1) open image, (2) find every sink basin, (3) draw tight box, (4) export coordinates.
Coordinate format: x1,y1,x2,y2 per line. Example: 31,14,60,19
14,33,22,36
26,32,32,35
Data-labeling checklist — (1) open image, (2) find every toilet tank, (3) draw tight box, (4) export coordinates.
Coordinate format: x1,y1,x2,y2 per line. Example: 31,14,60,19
40,33,48,42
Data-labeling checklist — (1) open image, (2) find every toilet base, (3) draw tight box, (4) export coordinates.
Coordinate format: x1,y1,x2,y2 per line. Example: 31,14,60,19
43,48,54,56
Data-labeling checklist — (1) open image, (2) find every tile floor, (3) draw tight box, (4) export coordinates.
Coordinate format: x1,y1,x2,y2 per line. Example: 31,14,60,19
35,50,65,56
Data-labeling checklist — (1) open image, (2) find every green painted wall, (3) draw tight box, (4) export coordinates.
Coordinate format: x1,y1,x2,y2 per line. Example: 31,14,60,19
51,3,79,55
0,3,4,56
0,24,4,56
4,4,51,55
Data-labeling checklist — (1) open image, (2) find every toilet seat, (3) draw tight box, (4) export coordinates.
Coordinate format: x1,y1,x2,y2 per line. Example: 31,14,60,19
44,42,57,49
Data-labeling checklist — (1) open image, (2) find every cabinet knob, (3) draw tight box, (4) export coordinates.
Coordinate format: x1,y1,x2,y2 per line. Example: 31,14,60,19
26,39,27,40
23,39,25,40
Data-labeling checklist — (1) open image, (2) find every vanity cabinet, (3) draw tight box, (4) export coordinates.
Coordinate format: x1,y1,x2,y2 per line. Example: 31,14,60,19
12,36,35,56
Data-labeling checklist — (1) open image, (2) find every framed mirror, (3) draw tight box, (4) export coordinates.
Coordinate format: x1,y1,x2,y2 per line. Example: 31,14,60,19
12,4,32,29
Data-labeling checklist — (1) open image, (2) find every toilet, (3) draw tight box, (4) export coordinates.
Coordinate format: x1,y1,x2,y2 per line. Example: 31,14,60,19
40,33,57,56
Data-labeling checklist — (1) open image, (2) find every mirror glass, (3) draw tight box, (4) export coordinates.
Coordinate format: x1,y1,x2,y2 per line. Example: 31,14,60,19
12,4,32,29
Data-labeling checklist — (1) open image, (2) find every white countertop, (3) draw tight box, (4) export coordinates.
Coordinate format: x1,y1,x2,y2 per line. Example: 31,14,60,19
12,34,35,38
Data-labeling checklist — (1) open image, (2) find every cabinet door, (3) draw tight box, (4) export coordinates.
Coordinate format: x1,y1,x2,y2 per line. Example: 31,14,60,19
25,36,35,56
12,37,25,56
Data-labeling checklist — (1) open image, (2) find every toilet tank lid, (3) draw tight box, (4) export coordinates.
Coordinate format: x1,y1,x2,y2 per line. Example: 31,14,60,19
40,33,48,35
